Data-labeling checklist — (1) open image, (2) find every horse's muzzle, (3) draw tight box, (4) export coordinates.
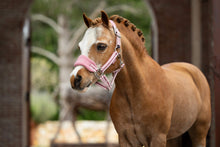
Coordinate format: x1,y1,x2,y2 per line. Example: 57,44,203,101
70,67,94,91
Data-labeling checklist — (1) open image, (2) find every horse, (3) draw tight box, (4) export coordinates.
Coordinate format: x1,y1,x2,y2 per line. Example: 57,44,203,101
70,11,211,147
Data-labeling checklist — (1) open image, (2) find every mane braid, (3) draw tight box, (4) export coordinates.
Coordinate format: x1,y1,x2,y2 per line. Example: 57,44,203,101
89,15,147,55
110,15,147,56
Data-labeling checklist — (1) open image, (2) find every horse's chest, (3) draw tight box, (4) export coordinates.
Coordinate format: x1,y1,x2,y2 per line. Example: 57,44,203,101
110,94,157,145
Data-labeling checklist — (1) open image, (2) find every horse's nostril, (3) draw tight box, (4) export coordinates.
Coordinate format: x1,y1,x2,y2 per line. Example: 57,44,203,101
74,75,82,88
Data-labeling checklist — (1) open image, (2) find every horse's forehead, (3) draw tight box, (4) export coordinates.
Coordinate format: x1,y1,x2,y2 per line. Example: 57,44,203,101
78,26,105,56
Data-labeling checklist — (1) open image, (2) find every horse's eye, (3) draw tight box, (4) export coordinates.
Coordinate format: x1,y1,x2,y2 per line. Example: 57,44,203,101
97,43,107,51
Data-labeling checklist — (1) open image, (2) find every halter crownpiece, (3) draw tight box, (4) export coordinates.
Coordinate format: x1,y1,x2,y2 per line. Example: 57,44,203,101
74,20,124,91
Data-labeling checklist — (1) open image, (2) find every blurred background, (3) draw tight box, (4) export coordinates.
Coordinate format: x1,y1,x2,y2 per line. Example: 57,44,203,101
1,0,219,147
30,0,151,146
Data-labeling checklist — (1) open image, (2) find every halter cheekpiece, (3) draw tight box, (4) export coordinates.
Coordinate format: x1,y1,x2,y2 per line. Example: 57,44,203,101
74,20,124,91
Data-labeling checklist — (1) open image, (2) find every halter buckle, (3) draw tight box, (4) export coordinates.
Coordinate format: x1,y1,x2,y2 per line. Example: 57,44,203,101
94,69,104,79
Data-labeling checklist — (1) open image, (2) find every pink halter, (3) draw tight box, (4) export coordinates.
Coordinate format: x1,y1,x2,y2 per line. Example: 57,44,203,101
74,20,124,90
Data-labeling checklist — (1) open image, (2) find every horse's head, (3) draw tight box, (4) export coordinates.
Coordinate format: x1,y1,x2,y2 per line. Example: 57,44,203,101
70,11,123,91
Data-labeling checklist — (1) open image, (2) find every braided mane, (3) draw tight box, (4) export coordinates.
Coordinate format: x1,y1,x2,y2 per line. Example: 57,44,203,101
110,15,145,43
110,15,147,56
89,15,147,55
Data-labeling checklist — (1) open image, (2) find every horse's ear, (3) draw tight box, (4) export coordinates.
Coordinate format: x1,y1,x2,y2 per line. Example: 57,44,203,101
101,10,109,27
83,13,92,28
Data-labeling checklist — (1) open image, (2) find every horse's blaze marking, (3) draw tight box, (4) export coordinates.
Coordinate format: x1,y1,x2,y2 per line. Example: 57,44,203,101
71,25,114,77
70,65,83,77
79,27,97,57
71,27,100,77
71,25,116,78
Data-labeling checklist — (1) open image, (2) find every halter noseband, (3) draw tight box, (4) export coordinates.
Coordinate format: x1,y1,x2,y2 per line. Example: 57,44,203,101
74,20,124,91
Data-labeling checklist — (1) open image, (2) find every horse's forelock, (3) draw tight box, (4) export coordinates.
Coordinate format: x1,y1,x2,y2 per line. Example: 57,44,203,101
89,18,102,27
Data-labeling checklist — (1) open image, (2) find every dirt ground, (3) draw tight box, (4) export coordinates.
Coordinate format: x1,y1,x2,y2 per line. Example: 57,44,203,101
31,120,118,147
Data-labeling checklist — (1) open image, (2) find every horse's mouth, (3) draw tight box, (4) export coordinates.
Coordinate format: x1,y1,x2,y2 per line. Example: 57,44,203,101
75,81,92,92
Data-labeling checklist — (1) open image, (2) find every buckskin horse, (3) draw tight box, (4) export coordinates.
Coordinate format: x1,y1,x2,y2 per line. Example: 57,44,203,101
70,11,211,147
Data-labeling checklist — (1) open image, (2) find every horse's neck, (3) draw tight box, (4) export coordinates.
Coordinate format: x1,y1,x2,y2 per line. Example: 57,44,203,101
115,34,163,94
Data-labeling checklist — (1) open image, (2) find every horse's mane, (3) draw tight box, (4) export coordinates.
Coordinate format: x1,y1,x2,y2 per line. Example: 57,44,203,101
110,15,147,56
90,15,147,56
110,15,145,43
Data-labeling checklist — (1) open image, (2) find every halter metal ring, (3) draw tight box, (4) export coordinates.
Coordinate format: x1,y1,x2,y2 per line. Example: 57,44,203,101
94,69,104,79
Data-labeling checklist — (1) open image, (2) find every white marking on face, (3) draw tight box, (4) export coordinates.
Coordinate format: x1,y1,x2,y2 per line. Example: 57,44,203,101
78,26,110,57
70,66,83,77
79,27,98,56
70,25,109,78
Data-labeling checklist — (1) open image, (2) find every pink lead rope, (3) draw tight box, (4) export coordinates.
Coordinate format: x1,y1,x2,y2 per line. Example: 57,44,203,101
74,20,124,91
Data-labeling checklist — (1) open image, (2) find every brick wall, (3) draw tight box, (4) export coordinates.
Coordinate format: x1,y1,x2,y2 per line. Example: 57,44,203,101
212,0,220,146
0,0,32,146
149,0,191,65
